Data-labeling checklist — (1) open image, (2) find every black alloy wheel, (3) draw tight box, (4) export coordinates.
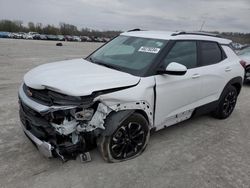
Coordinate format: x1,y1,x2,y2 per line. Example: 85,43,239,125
212,85,238,119
110,122,147,160
222,90,237,117
245,66,250,82
97,112,150,162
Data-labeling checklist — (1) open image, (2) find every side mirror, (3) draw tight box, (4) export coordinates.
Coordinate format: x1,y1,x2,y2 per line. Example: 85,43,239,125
158,62,187,75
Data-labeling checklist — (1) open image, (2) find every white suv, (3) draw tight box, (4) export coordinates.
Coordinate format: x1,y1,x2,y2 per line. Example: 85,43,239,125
19,30,244,162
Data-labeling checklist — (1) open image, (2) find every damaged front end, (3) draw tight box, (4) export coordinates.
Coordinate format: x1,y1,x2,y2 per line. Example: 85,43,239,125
19,84,112,162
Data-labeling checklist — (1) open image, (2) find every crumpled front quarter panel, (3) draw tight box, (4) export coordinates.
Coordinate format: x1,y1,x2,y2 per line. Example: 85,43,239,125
96,77,156,127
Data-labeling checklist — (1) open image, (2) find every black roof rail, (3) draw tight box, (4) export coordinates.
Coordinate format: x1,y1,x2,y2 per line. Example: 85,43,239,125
171,31,222,38
127,28,142,32
171,31,186,36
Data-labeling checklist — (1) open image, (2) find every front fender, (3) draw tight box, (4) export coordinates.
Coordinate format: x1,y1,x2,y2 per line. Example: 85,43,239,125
100,101,154,128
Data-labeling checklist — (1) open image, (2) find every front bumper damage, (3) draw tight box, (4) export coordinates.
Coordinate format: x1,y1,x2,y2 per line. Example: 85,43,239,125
18,84,111,162
21,122,53,158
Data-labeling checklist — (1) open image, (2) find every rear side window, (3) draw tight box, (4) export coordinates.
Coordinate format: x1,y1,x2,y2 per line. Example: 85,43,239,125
200,42,223,66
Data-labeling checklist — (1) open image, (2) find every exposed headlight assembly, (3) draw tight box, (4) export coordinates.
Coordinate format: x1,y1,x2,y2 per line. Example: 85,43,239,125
74,109,94,121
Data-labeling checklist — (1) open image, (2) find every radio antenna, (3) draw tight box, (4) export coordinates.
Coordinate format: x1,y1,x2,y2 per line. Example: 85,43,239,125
199,21,206,31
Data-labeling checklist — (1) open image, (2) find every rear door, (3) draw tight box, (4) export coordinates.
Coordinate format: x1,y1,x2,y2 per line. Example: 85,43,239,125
197,41,228,104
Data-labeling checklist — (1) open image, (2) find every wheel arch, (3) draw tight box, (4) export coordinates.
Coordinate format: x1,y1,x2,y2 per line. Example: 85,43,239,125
223,76,243,95
134,109,150,124
97,110,150,162
106,101,154,128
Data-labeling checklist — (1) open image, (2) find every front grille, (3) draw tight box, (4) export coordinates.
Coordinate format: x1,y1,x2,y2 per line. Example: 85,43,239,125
23,84,53,106
19,101,55,140
23,84,94,107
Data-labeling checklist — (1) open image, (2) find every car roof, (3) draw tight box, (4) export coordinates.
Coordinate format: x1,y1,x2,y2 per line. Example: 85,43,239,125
121,30,232,45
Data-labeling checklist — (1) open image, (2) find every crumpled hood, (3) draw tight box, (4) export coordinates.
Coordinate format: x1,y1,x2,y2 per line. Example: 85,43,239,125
24,59,140,96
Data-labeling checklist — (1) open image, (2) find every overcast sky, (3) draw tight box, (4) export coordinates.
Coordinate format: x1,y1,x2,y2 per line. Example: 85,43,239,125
0,0,249,32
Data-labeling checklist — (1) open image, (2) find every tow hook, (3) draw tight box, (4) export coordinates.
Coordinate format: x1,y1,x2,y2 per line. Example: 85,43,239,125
79,152,92,163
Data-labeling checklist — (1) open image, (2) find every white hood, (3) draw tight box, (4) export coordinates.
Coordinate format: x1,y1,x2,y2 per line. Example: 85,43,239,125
24,59,140,96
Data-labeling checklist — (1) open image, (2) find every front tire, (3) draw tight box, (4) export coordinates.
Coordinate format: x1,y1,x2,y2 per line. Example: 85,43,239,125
97,112,150,163
212,85,238,119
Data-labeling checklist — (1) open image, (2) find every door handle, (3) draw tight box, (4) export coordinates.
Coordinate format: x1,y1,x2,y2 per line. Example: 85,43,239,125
192,74,200,79
225,67,232,72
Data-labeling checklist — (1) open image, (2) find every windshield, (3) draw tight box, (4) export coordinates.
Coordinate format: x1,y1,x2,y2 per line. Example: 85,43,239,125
88,35,168,76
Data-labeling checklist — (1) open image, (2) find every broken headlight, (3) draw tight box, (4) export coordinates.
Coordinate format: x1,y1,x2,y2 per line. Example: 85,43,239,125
74,109,94,121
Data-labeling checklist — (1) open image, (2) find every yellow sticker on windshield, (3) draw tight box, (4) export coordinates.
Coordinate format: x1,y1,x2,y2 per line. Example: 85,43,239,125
138,46,161,54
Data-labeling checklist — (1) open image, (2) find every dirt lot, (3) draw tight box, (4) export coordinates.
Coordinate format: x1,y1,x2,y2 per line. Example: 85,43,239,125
0,38,249,188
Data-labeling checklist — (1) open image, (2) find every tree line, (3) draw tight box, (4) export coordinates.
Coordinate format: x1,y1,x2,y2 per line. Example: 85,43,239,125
0,19,121,38
0,19,249,43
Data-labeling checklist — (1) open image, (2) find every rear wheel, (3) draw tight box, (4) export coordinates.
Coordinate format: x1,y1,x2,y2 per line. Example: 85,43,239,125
97,112,150,162
212,85,238,119
244,66,250,83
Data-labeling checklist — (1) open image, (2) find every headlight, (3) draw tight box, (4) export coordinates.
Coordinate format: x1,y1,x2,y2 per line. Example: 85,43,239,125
74,109,94,121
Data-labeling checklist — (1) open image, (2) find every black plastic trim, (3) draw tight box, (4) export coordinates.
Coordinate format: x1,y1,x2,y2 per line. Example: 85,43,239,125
171,31,222,38
192,100,219,117
221,77,243,95
192,77,243,117
127,29,142,32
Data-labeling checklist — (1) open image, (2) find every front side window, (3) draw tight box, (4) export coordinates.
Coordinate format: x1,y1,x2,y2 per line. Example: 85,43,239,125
200,41,223,66
163,41,197,69
88,35,168,75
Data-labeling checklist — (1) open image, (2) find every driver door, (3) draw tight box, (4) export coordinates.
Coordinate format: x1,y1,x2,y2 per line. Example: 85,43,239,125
154,41,203,128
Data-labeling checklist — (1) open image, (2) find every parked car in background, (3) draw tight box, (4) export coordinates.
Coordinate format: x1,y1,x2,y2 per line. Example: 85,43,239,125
8,32,14,38
81,36,92,42
33,34,41,40
0,31,10,38
12,32,26,39
19,32,27,39
39,34,47,40
102,37,110,43
25,32,39,39
57,35,65,41
65,35,73,41
238,47,250,82
72,36,81,42
90,36,104,43
46,35,58,40
25,32,33,39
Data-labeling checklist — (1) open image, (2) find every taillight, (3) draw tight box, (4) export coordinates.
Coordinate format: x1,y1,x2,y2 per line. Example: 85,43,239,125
240,60,246,68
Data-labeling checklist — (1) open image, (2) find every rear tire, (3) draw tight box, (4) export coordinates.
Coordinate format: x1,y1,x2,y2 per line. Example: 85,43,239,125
97,112,150,163
244,66,250,83
212,85,238,119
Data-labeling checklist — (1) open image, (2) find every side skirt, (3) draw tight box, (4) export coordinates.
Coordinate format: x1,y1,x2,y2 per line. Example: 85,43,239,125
155,100,219,131
192,100,219,117
156,109,194,131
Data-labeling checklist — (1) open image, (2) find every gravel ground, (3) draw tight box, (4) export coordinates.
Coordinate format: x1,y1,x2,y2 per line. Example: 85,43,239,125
0,38,249,188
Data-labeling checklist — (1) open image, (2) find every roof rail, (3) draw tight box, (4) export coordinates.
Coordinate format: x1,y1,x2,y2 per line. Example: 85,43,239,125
171,31,221,38
127,28,142,32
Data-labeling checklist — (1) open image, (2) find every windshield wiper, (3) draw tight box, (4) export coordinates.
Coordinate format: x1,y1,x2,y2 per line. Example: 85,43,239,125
89,57,121,71
88,57,96,63
96,62,122,71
